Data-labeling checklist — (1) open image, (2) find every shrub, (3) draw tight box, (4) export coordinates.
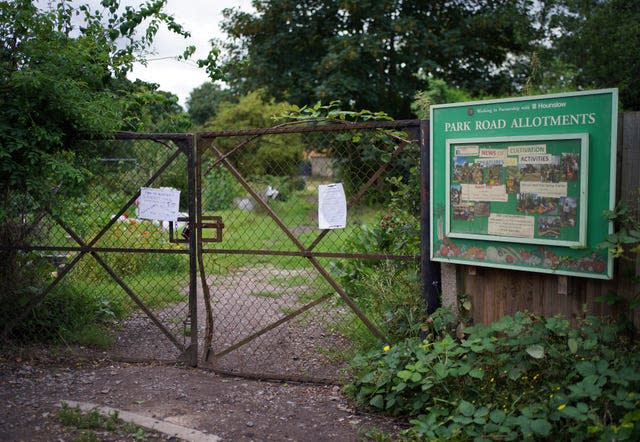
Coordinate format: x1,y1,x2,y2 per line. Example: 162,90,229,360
345,312,640,441
3,280,124,345
330,173,424,344
203,90,304,177
202,166,241,211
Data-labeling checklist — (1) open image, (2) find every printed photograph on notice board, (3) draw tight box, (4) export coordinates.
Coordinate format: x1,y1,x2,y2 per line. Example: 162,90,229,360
445,134,588,247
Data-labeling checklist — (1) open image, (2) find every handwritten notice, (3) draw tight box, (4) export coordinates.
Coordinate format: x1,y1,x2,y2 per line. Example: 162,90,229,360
318,183,347,229
461,184,509,202
488,213,535,238
138,187,181,222
520,181,568,198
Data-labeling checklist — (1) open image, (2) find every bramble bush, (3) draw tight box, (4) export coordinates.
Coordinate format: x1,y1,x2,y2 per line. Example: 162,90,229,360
346,312,640,441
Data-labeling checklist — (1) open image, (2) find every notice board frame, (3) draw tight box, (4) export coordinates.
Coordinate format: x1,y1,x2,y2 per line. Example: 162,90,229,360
445,133,589,248
430,89,618,279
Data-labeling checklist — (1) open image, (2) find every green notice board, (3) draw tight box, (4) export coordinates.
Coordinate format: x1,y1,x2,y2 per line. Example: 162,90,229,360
430,90,618,278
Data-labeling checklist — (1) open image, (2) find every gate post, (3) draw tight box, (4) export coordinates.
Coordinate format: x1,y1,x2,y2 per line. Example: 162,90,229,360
186,134,199,366
420,120,442,314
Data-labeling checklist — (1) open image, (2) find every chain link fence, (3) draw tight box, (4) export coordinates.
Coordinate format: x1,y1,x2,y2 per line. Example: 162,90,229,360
2,122,427,382
1,135,195,362
197,121,424,381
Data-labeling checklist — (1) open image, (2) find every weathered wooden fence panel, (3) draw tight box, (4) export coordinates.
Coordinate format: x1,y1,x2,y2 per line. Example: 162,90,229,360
450,112,640,327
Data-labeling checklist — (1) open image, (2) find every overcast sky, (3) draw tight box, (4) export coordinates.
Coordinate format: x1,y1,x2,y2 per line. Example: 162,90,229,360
127,0,254,108
36,1,254,108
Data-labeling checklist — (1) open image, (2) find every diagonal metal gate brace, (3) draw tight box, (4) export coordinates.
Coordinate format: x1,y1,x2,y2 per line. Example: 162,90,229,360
54,216,185,351
201,139,387,346
2,147,187,346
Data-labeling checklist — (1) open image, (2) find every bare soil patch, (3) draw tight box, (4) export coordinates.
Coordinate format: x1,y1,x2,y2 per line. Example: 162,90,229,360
0,357,405,441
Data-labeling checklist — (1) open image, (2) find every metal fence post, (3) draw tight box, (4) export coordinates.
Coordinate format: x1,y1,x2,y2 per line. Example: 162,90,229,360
420,120,442,314
187,134,199,366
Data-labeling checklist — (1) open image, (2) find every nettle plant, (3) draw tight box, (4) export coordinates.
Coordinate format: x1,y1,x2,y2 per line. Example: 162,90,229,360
346,312,640,441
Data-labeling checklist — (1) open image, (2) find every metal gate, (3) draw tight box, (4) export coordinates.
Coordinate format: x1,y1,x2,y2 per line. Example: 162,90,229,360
1,122,437,381
1,134,198,365
195,120,425,381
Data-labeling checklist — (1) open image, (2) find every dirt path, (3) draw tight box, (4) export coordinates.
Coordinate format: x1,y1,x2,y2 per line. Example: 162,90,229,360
0,357,404,441
81,263,360,381
0,264,397,440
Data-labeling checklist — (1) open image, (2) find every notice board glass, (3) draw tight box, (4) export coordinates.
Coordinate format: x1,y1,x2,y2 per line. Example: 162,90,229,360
430,90,617,279
446,134,588,247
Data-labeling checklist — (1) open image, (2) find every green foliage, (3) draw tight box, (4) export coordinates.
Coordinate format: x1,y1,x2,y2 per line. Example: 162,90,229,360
218,0,537,118
411,79,475,119
330,167,424,344
280,101,418,206
549,0,640,110
186,81,236,126
1,1,194,330
58,403,155,441
595,194,640,326
74,221,184,280
3,276,124,345
203,166,241,211
216,0,640,114
0,0,193,218
121,80,192,133
598,196,640,260
203,90,303,176
346,312,640,441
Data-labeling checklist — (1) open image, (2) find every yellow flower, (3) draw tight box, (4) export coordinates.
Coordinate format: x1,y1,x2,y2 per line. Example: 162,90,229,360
383,345,390,352
558,404,566,411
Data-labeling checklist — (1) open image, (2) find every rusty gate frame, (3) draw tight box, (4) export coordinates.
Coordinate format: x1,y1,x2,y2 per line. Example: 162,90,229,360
194,120,437,368
2,121,442,374
1,133,200,366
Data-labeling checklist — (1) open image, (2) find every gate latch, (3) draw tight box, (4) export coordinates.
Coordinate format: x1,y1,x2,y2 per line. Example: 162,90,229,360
169,216,225,244
199,216,225,243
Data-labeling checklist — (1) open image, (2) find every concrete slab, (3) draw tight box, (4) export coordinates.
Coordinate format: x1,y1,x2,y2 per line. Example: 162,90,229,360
59,400,221,442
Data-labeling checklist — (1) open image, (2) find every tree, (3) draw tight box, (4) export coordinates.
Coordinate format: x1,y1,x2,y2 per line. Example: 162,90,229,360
549,0,640,109
186,81,236,126
411,79,475,119
0,0,196,323
0,0,193,220
217,0,538,118
123,79,192,132
203,90,302,176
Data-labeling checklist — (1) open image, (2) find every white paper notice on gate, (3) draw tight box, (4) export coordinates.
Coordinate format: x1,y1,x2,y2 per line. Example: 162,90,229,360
318,183,347,229
138,187,181,222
